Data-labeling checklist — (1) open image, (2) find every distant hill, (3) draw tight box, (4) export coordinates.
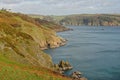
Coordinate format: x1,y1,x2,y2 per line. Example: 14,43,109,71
32,14,120,26
0,10,70,80
29,14,70,32
59,14,120,26
34,18,71,32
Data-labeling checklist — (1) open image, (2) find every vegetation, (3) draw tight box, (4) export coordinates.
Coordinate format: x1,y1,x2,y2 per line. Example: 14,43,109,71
0,10,71,80
0,54,71,80
59,14,120,26
34,18,70,32
29,15,70,32
32,14,120,26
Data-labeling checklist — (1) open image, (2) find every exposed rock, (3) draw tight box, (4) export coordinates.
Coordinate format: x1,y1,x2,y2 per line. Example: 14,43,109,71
71,71,87,80
74,77,87,80
58,60,73,71
0,11,67,69
71,71,82,79
38,14,120,26
54,60,87,80
54,60,73,74
33,18,72,32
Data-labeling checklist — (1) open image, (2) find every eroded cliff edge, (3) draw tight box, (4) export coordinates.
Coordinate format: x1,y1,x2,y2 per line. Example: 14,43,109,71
0,11,66,68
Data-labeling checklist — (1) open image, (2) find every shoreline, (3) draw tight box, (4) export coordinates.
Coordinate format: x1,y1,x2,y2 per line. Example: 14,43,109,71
42,30,87,80
55,28,73,32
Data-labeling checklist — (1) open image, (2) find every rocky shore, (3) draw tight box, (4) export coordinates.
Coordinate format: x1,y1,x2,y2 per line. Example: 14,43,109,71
71,71,87,80
54,60,87,80
56,28,73,32
54,60,73,74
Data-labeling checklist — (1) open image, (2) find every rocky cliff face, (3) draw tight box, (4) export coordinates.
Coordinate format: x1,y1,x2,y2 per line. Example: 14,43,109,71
34,18,71,32
59,14,120,26
37,14,120,26
0,11,66,68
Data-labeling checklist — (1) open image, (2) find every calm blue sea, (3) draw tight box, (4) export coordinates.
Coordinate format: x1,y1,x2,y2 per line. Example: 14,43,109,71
44,26,120,80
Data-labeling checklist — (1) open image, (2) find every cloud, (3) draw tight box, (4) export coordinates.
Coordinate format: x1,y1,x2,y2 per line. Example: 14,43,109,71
0,0,23,4
0,0,120,15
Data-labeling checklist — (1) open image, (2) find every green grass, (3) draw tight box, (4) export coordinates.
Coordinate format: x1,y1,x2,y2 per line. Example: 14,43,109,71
0,66,42,80
0,11,71,80
0,65,65,80
0,55,70,80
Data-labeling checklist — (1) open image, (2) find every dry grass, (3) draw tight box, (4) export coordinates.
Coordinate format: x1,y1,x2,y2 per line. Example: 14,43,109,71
0,10,71,80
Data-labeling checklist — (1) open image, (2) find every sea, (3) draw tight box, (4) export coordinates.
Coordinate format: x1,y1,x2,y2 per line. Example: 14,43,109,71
44,26,120,80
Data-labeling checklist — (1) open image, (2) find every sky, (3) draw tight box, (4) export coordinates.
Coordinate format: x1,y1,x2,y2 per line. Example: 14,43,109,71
0,0,120,15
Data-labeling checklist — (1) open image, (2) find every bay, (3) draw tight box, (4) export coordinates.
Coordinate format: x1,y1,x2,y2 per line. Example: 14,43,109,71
44,26,120,80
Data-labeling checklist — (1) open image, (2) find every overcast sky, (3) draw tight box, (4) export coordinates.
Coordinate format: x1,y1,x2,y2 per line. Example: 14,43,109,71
0,0,120,15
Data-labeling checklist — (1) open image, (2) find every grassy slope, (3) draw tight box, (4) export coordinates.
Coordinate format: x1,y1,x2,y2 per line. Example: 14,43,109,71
34,18,70,32
29,14,70,32
0,11,71,80
0,54,71,80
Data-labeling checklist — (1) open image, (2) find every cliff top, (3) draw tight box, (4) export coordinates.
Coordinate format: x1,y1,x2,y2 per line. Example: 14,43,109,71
0,10,70,80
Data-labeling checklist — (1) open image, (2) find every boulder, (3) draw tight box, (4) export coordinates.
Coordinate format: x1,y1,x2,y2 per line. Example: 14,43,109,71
54,60,73,74
58,60,73,71
71,71,82,79
71,71,87,80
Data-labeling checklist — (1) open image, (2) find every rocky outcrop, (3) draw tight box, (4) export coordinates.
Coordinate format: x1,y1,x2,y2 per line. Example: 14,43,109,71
34,18,71,32
54,60,73,74
71,71,87,80
59,14,120,26
58,60,73,70
54,60,87,80
55,60,73,71
21,22,67,50
71,71,82,78
37,14,120,26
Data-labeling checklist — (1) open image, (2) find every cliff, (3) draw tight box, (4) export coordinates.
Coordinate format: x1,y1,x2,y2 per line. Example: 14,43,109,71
59,14,120,26
29,14,70,32
34,18,71,32
37,14,120,26
0,10,71,80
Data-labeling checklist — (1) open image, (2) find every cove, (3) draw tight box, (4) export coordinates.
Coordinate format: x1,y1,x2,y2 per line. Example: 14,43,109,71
44,26,120,80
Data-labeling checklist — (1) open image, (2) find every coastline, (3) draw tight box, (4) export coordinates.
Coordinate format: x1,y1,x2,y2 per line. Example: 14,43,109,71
42,30,87,80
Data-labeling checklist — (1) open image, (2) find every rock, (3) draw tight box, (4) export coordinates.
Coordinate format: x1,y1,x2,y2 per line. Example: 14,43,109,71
58,60,73,71
79,77,87,80
74,71,82,75
54,61,87,80
71,71,87,80
54,60,73,75
71,71,82,79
